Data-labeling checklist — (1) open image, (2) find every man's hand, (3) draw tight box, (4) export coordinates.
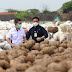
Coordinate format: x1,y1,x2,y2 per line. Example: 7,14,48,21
36,37,42,41
6,38,16,48
24,40,28,43
23,37,28,43
11,44,16,48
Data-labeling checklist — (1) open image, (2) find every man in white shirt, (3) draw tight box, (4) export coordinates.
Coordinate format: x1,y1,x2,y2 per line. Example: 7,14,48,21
6,18,27,48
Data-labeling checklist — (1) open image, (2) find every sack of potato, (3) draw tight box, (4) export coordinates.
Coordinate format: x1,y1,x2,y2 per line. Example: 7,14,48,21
48,27,58,33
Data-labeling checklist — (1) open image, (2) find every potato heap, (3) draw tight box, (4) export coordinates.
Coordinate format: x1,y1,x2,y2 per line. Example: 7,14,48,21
0,40,72,72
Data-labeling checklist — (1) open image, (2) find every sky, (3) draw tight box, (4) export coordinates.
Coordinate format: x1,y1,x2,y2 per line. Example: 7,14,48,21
0,0,71,12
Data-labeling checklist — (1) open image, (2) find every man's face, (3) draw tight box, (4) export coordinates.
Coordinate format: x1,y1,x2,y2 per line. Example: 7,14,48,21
32,19,39,27
16,21,22,27
32,19,39,23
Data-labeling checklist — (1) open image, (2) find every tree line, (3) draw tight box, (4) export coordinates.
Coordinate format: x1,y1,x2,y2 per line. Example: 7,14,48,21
6,1,72,21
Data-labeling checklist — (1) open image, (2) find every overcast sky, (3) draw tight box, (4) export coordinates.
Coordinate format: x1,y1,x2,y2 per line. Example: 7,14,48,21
0,0,71,12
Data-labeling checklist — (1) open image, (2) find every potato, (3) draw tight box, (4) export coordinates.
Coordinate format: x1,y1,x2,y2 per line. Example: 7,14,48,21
20,43,27,48
16,50,27,56
63,48,72,54
13,63,29,71
13,46,20,50
48,62,67,72
62,40,71,44
6,68,17,72
63,53,72,59
52,56,65,63
60,43,67,49
30,50,39,56
54,48,59,53
0,55,10,63
23,40,35,49
40,40,49,44
26,61,32,67
47,27,58,33
42,47,54,55
10,60,19,66
8,49,17,55
7,55,14,60
34,57,49,66
15,55,27,62
0,67,5,72
47,69,61,72
43,54,50,60
0,50,7,56
50,46,57,49
20,47,29,53
16,46,29,53
25,65,47,72
58,47,65,53
40,44,49,50
49,41,60,47
27,53,35,62
24,48,30,53
67,42,72,48
66,60,72,69
68,68,72,72
10,55,27,66
0,60,10,69
16,45,27,51
35,54,44,59
31,43,40,51
7,50,18,59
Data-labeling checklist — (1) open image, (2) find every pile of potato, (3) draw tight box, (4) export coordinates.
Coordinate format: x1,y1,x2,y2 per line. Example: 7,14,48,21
0,40,72,72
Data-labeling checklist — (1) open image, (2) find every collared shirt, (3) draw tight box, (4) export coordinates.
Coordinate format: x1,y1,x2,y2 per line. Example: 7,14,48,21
6,27,26,46
26,25,48,43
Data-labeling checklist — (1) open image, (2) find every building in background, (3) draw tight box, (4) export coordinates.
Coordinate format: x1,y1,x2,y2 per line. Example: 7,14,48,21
0,12,16,21
33,13,62,21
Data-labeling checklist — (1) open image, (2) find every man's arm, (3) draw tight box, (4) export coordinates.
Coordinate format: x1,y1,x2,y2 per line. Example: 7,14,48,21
23,37,27,43
42,27,48,38
6,30,16,48
6,37,15,47
37,27,48,41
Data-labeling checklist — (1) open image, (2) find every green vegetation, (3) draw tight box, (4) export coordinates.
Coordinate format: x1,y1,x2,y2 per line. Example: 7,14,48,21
62,1,72,13
6,1,72,21
62,17,67,21
7,8,58,21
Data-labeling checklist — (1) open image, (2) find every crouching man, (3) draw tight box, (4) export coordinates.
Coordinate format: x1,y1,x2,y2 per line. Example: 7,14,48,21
6,18,27,48
26,17,48,43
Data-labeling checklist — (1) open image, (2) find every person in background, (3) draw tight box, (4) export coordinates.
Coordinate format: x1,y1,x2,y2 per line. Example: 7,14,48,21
6,18,27,48
26,17,48,43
